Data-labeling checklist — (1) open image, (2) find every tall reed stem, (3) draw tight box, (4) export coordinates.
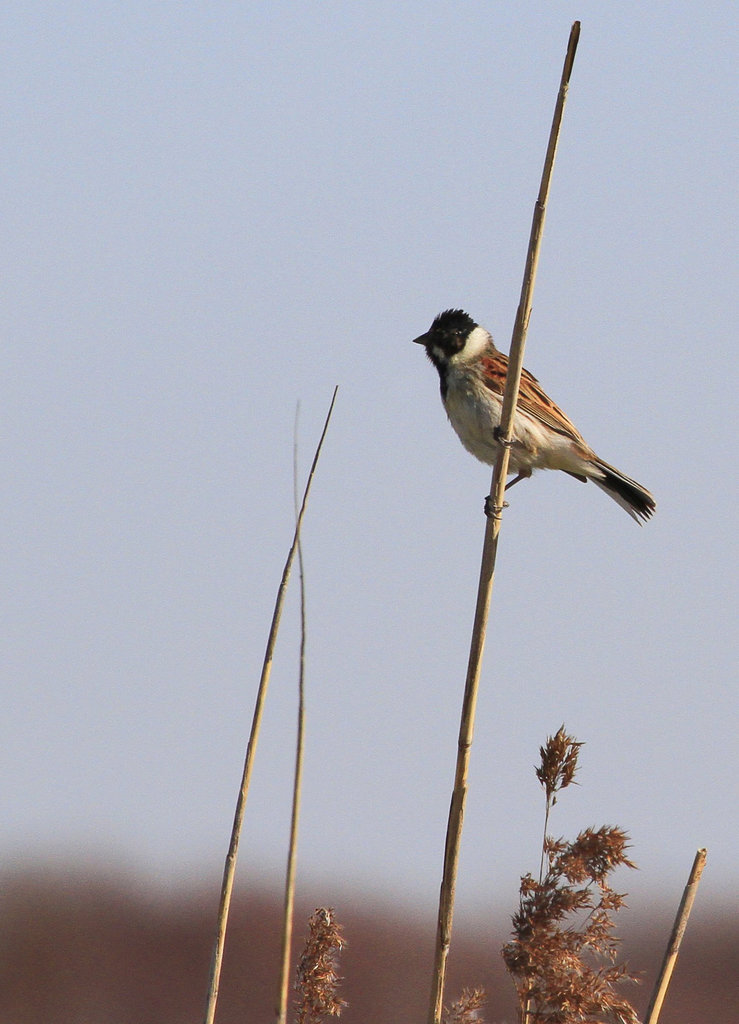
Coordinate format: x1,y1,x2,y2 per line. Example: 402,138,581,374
644,847,707,1024
426,24,580,1024
203,387,338,1024
274,409,310,1024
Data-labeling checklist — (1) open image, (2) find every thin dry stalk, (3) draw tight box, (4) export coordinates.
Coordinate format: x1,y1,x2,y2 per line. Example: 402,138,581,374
427,23,580,1024
643,848,707,1024
202,387,338,1024
275,410,310,1024
295,907,347,1023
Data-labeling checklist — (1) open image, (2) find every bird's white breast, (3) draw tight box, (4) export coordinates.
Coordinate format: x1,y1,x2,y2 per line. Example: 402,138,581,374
443,365,503,464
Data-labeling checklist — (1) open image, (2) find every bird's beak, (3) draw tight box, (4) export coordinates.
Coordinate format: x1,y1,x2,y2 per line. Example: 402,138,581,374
412,332,430,346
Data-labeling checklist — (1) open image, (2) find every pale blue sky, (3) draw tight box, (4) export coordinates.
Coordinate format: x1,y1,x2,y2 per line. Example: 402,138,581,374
2,2,737,925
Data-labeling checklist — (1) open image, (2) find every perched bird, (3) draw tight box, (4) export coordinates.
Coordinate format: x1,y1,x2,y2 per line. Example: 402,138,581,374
413,309,655,523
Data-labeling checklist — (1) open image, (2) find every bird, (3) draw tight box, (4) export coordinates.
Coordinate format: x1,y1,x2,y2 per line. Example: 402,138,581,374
413,309,655,523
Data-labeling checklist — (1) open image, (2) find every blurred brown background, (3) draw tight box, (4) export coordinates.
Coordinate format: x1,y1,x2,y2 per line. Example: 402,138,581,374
1,869,734,1023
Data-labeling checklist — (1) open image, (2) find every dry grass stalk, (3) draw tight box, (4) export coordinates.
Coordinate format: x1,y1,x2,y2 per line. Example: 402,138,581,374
295,907,347,1023
443,986,487,1023
643,847,707,1024
202,387,338,1024
502,728,639,1024
427,23,581,1024
275,409,311,1024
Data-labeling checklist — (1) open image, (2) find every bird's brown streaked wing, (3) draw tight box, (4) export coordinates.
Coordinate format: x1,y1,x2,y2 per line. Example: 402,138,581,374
478,351,588,444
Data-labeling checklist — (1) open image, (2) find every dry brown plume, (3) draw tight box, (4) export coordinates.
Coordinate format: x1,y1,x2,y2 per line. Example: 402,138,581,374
295,907,347,1023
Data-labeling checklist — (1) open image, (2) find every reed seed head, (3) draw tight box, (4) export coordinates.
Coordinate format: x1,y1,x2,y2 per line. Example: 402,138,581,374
536,726,583,804
295,907,347,1023
443,986,487,1024
503,730,640,1024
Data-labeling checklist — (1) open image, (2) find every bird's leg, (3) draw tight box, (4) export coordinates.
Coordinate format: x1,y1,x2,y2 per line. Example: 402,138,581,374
486,431,531,516
504,473,526,490
484,470,530,518
492,428,526,488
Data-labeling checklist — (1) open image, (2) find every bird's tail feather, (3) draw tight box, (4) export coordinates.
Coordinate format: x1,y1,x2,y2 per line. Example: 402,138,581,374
591,460,656,524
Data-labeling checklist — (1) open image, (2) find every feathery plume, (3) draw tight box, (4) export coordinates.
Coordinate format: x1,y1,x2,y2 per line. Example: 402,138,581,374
503,729,640,1024
443,986,487,1023
295,907,347,1023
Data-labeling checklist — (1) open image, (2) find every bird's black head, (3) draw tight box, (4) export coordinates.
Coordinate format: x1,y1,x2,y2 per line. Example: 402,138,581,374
412,309,479,368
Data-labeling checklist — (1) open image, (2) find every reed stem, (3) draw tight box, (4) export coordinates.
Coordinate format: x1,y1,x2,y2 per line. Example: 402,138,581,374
426,24,580,1024
644,847,707,1024
203,387,338,1024
274,409,310,1024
